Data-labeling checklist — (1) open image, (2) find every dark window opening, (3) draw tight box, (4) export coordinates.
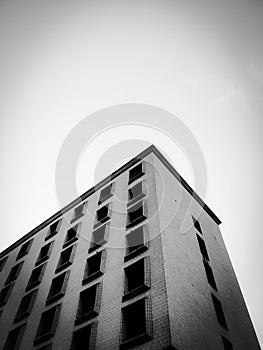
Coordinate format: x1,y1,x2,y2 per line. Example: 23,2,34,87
75,283,100,325
128,182,145,206
126,201,146,229
94,205,110,227
16,239,33,260
71,324,92,350
56,245,75,273
34,304,61,345
5,261,23,286
71,202,86,223
89,225,108,252
196,234,209,262
98,184,112,204
83,251,104,284
211,294,228,330
37,344,53,350
129,163,144,184
0,283,15,307
192,216,203,234
123,257,150,301
0,256,8,272
46,271,70,305
121,298,152,348
63,225,79,248
26,263,47,291
203,260,217,290
125,226,147,261
222,336,233,350
36,241,54,266
3,323,26,350
15,289,38,322
46,220,60,240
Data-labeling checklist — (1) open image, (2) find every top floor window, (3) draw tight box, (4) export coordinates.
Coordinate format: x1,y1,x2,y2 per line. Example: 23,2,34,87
0,256,8,273
192,216,202,234
71,202,87,223
46,220,61,241
98,184,113,204
16,239,33,260
128,163,145,184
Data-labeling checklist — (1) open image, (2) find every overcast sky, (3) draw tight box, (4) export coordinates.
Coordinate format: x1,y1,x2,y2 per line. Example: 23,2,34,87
0,0,263,346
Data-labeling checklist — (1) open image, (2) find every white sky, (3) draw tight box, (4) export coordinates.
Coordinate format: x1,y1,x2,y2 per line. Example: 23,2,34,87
0,0,263,346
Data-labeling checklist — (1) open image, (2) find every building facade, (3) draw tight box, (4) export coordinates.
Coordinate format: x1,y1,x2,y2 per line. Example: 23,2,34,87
0,145,260,350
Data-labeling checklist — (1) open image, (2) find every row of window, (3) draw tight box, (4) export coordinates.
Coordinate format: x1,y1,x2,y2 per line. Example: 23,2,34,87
193,217,233,350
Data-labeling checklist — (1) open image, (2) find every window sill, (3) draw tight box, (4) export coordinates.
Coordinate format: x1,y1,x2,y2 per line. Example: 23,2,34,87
70,213,84,224
128,172,145,185
63,237,78,249
124,245,148,262
88,240,107,253
93,216,110,229
127,193,146,208
55,261,72,274
75,310,98,326
82,270,103,285
46,291,65,306
34,332,55,346
14,311,30,323
122,284,150,302
98,193,113,205
45,231,58,241
126,215,146,230
120,332,151,350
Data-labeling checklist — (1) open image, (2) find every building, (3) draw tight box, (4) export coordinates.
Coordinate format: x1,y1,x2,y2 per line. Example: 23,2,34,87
0,145,260,350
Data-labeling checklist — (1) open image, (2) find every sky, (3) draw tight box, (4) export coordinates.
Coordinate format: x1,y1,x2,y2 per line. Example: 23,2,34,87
0,0,263,346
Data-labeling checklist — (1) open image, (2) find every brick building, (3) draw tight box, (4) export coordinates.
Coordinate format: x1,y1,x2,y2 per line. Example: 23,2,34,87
0,145,260,349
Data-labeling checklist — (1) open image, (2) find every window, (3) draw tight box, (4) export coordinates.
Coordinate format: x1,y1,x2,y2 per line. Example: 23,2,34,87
3,323,26,350
211,294,228,330
46,270,70,305
89,224,109,253
222,336,233,350
203,260,217,291
0,283,15,307
121,298,152,348
123,257,150,301
125,225,148,261
14,289,38,322
35,241,54,266
71,202,87,223
75,283,102,325
192,216,202,234
196,234,209,262
126,201,146,229
63,224,79,248
5,261,24,286
71,322,97,350
0,256,8,272
16,239,33,260
56,244,76,273
98,184,113,204
83,250,106,284
26,262,47,292
128,182,145,207
34,304,62,345
94,205,110,228
128,163,144,184
46,220,61,241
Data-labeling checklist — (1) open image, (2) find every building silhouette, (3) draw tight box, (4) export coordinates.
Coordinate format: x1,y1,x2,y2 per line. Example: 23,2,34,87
0,145,260,350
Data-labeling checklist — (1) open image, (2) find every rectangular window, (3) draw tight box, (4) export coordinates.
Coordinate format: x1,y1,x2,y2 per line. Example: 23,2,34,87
203,260,217,291
94,205,110,228
222,336,233,350
192,216,203,234
89,224,109,253
56,244,76,273
0,256,8,272
83,250,106,285
71,322,97,350
98,183,113,204
35,241,54,266
14,289,38,322
5,261,24,286
16,239,33,260
75,283,102,325
26,262,47,292
46,220,61,241
196,234,209,262
63,224,79,248
125,225,148,261
123,257,150,301
46,270,70,305
126,201,146,229
0,283,15,307
128,182,145,207
128,163,144,184
3,323,26,350
71,202,87,223
34,304,62,345
121,297,152,348
211,294,228,330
